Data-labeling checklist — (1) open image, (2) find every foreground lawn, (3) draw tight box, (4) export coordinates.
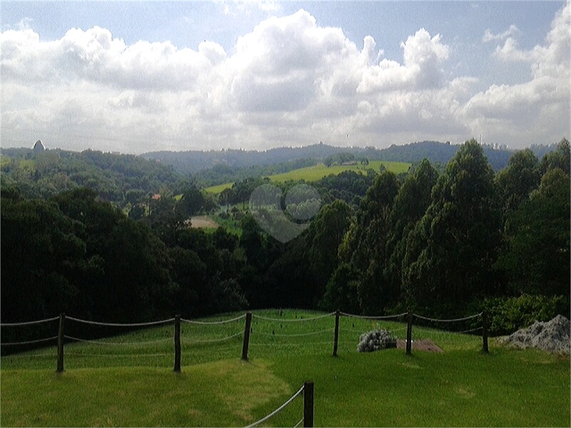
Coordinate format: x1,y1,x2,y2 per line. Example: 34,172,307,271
1,360,289,427
1,310,569,427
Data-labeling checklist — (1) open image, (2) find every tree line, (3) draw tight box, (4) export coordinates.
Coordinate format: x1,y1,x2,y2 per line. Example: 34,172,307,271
1,139,569,347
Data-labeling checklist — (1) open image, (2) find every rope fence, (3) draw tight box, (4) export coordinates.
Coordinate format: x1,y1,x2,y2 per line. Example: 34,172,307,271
1,309,490,371
245,381,313,428
1,316,60,326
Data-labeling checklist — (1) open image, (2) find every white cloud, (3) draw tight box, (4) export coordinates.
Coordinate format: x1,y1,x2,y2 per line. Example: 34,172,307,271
464,2,570,145
482,24,521,43
357,29,449,93
0,6,569,153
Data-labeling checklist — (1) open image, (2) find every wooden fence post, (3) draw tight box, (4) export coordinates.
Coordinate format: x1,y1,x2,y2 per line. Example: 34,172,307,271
333,310,340,357
174,315,181,372
57,313,65,373
303,381,314,428
406,311,413,356
482,310,489,354
242,312,252,361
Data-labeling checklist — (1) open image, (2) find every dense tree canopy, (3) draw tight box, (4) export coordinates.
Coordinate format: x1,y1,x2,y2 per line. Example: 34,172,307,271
2,139,569,343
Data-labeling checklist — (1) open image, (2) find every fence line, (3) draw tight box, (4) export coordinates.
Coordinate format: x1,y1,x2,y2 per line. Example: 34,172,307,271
64,335,173,346
340,312,408,320
65,352,171,358
254,328,334,338
245,384,306,428
0,316,59,327
413,312,482,323
2,309,489,369
182,314,246,325
249,341,333,348
181,331,243,344
66,316,175,327
293,417,304,428
1,336,58,346
252,312,334,322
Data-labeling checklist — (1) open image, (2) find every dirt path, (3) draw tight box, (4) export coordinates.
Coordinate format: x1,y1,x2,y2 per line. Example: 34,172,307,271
396,339,443,352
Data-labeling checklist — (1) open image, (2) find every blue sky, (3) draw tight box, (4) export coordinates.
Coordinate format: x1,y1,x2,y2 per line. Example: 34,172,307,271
1,1,569,154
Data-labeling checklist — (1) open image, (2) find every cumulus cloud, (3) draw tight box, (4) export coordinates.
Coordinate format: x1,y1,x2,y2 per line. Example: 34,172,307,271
0,6,568,153
358,29,449,94
463,2,570,145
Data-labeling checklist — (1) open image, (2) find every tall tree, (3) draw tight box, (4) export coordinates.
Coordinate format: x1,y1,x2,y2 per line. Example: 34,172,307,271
495,148,540,214
496,167,570,298
386,159,439,303
339,171,400,313
403,140,502,313
305,200,353,303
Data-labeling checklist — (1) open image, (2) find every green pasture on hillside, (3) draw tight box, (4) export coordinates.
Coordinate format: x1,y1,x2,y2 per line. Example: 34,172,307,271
1,309,569,427
204,161,411,193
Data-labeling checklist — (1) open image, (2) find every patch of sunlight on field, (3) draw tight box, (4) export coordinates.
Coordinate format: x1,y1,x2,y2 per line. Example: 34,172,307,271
0,359,290,427
204,161,411,193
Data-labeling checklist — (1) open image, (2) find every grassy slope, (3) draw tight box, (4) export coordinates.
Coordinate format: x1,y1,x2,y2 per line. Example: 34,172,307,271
204,161,411,193
1,310,569,427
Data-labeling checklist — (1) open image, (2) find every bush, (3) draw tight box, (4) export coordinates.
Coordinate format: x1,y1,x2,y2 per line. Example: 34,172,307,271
357,329,397,352
482,294,569,336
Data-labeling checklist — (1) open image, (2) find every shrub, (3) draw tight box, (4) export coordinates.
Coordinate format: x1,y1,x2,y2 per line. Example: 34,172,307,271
482,294,569,336
357,329,397,352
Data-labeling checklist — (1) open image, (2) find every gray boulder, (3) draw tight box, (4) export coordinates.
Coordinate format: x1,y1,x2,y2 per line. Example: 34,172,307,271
504,315,570,353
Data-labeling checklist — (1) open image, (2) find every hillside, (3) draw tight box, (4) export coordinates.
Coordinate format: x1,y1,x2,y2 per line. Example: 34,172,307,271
205,160,411,193
143,141,518,175
0,147,186,204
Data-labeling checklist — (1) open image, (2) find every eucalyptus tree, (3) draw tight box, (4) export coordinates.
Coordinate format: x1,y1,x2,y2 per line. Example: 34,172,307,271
495,148,540,214
403,140,502,312
338,171,400,314
386,159,439,304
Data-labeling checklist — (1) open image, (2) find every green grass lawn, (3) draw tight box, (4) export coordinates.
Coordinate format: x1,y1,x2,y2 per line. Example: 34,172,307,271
204,161,411,193
1,310,569,427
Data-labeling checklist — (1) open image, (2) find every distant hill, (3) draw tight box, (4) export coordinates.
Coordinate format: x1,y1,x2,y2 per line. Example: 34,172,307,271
142,143,348,174
142,141,518,174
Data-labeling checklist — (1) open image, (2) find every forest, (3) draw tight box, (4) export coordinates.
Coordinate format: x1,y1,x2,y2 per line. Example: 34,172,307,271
1,139,569,347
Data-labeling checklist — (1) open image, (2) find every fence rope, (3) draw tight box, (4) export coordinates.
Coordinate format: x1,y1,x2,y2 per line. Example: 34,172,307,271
181,331,243,344
3,353,57,358
66,316,175,327
0,316,60,326
252,312,335,322
293,418,304,428
181,314,246,325
1,336,58,346
66,352,171,358
64,335,172,346
413,312,482,323
245,385,305,428
254,328,334,338
340,326,408,334
250,341,332,348
339,312,408,320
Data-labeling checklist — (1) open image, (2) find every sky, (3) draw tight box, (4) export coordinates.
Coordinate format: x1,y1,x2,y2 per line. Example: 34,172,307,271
1,1,569,155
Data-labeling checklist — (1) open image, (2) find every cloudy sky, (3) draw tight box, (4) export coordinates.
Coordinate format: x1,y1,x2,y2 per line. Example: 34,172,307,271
1,1,569,154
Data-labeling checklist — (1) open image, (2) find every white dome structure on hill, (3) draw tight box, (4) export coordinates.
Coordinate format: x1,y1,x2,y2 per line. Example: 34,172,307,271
33,140,46,153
